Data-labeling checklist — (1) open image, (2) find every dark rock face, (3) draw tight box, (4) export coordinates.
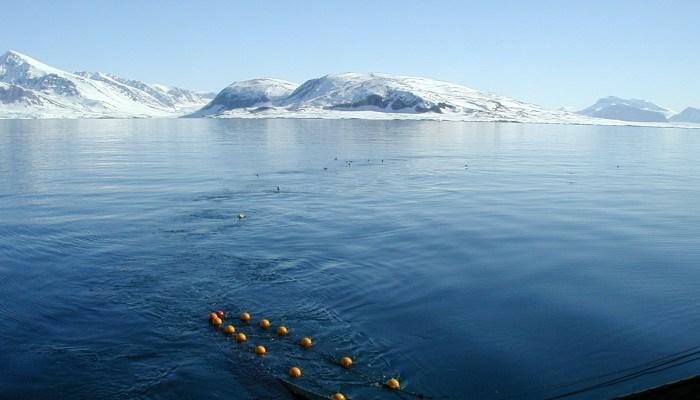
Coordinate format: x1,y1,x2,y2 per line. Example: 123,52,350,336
415,102,456,113
249,106,274,113
208,91,270,110
24,74,79,97
286,78,321,101
327,94,455,113
328,94,391,110
0,84,44,105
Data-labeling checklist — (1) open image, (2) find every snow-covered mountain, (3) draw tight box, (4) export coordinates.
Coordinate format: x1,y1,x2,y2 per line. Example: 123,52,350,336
0,50,208,118
1,51,695,127
193,72,600,124
577,96,673,122
191,78,298,117
669,107,700,123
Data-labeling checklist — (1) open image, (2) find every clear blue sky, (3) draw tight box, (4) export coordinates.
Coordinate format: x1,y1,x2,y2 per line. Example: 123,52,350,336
2,0,698,111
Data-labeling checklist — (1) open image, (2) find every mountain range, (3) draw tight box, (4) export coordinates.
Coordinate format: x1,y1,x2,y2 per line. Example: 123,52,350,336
0,51,211,118
0,50,697,126
575,97,700,124
190,73,598,125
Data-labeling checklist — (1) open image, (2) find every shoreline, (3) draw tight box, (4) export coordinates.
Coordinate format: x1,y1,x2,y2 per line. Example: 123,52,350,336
1,113,698,130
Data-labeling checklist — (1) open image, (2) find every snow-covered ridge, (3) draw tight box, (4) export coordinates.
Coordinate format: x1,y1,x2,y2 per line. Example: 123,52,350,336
281,73,465,112
0,50,208,118
190,78,298,117
197,73,626,125
284,73,561,117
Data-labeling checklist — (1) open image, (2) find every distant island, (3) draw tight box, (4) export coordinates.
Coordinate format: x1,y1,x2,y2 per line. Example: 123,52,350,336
577,96,700,123
1,50,697,127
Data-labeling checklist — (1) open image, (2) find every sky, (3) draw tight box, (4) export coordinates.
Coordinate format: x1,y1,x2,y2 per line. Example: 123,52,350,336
2,0,698,111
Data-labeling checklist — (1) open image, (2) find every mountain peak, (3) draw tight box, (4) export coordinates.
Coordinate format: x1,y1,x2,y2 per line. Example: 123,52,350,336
191,78,298,116
0,50,66,82
2,50,28,60
2,50,49,67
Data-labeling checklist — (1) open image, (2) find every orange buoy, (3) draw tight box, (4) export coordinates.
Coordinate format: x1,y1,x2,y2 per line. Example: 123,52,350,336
240,312,251,322
385,378,400,390
276,326,289,335
259,319,271,329
340,356,353,368
223,325,236,334
288,366,302,378
332,393,346,400
209,312,218,322
235,333,247,343
299,337,313,348
215,310,225,318
255,345,266,355
212,317,223,327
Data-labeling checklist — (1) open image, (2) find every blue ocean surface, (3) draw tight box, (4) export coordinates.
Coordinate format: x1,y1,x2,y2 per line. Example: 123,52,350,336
0,119,699,399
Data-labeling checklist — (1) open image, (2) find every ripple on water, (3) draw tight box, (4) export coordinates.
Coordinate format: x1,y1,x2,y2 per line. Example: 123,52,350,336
162,249,404,399
3,120,700,400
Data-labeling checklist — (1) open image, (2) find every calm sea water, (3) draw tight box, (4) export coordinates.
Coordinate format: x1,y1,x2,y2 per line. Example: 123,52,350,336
0,119,699,400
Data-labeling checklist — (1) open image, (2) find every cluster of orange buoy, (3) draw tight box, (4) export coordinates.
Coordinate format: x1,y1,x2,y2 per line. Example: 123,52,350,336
208,309,402,398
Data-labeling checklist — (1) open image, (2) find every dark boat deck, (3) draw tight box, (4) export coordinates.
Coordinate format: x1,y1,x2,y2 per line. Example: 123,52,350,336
613,376,700,399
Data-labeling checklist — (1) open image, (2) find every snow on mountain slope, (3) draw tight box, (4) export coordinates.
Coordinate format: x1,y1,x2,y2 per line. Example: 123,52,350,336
197,91,217,101
0,51,66,81
0,50,208,118
283,73,548,116
577,96,673,122
190,78,298,117
1,51,695,128
198,72,600,124
669,107,700,123
75,71,206,112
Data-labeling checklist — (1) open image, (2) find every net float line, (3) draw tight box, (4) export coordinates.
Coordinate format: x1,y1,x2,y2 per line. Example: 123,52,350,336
207,308,436,399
